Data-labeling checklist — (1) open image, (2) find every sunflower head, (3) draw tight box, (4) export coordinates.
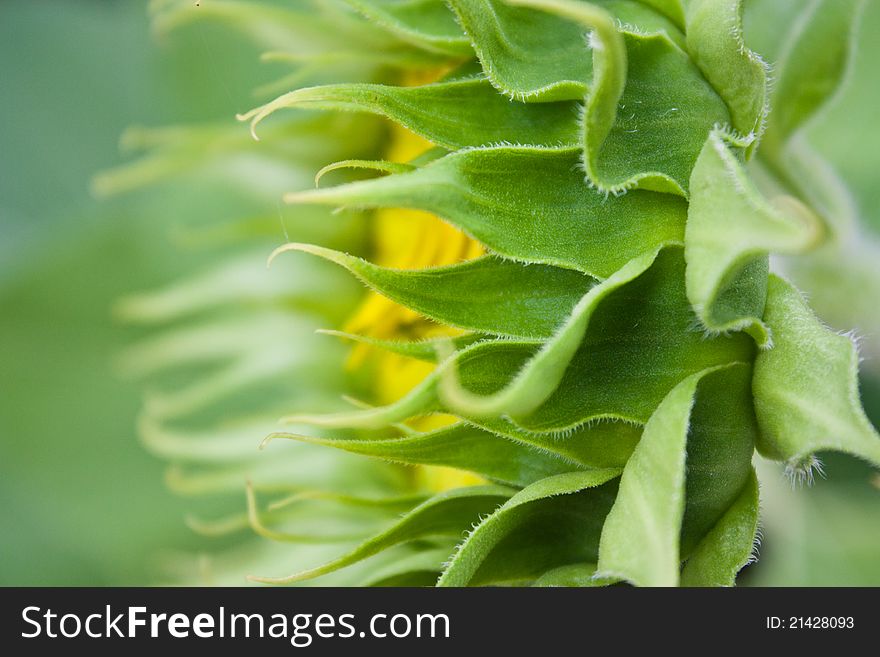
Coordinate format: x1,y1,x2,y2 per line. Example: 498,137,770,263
110,0,879,587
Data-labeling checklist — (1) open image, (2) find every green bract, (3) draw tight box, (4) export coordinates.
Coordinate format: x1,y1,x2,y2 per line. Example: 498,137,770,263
111,0,879,586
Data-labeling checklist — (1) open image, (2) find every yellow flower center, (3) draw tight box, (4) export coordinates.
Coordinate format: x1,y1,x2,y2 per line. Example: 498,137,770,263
343,71,484,492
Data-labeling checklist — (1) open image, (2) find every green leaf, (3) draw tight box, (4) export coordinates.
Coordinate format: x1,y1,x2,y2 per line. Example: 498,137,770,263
636,0,685,29
284,335,640,467
285,145,687,279
438,248,660,418
122,312,349,420
256,42,443,77
315,159,416,185
761,0,864,160
518,0,626,173
438,470,621,586
679,362,757,555
763,137,859,234
317,329,484,362
585,30,729,195
283,247,754,435
138,413,278,464
752,275,880,469
532,563,604,587
339,0,472,55
115,250,358,325
741,0,805,64
188,489,424,540
447,0,595,101
685,0,769,147
359,543,458,586
93,114,381,198
479,418,641,470
596,370,693,586
512,247,754,433
445,2,722,194
271,244,596,339
282,247,753,433
597,363,755,586
685,130,821,344
150,0,398,57
162,439,404,498
600,1,687,45
680,468,759,587
238,76,581,147
244,482,392,544
782,237,880,366
449,0,688,105
247,485,513,584
265,422,584,487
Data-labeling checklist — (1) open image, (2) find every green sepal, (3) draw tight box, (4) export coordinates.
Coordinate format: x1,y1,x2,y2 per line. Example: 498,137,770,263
438,470,622,586
752,276,880,470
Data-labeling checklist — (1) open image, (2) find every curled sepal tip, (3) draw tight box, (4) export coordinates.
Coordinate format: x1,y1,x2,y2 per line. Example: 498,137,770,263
685,0,769,152
685,130,822,347
437,248,661,419
753,275,880,470
247,486,514,585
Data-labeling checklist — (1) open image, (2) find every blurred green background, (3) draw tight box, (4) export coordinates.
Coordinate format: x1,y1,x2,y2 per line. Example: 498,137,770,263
1,0,878,586
0,0,273,585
